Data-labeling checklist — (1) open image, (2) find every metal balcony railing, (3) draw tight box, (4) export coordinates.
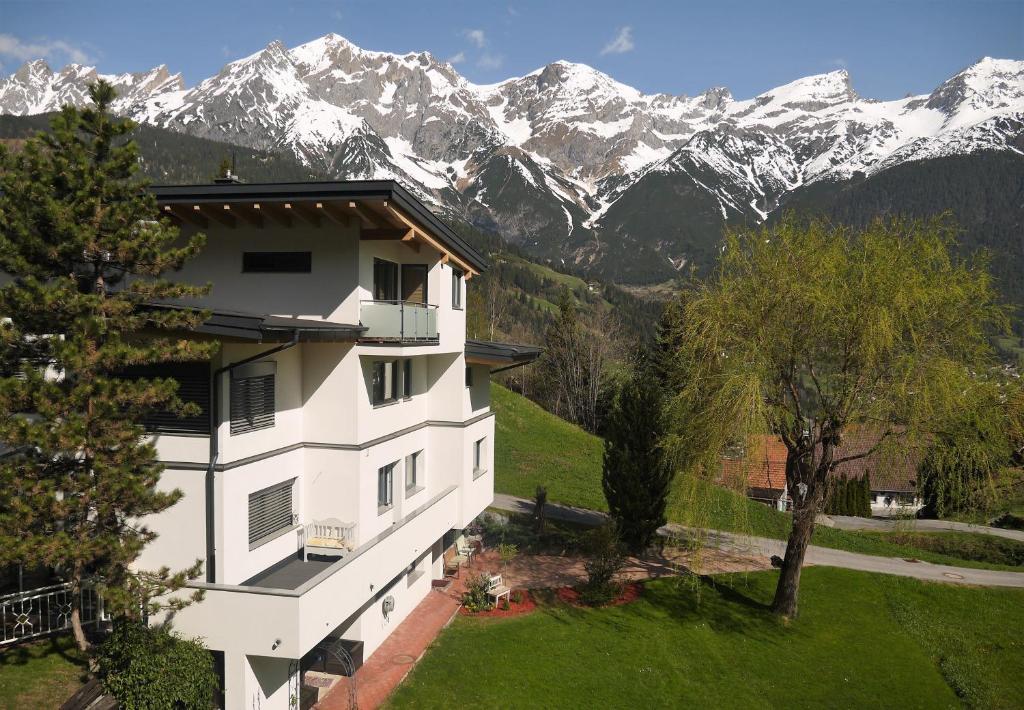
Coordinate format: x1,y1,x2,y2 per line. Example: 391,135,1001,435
1,582,103,646
360,300,438,342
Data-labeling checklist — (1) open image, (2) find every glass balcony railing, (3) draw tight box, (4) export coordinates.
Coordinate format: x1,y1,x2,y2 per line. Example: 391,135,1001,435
360,300,438,342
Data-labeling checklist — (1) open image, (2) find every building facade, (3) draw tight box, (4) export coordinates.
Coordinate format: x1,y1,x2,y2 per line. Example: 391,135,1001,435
134,180,537,709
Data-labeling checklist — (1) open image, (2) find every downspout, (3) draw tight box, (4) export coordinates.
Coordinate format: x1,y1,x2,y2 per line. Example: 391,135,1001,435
206,331,300,583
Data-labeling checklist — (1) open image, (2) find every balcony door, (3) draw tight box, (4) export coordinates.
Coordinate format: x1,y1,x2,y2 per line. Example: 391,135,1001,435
401,264,428,305
374,259,399,301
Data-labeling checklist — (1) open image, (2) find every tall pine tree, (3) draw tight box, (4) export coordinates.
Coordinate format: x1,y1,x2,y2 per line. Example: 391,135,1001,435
0,81,217,651
601,364,674,553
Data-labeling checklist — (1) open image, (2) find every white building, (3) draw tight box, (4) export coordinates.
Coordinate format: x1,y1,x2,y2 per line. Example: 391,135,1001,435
133,180,539,709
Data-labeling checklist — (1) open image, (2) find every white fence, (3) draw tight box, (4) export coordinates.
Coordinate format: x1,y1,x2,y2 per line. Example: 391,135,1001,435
0,582,103,646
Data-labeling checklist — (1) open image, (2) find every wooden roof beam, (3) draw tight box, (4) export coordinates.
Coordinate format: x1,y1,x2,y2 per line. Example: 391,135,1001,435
223,204,263,228
255,203,292,227
197,204,236,228
285,202,321,227
360,228,413,240
165,204,208,228
317,201,351,226
347,200,387,229
382,204,477,276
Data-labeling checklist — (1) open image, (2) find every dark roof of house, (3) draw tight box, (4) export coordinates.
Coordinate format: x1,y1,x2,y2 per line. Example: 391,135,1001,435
465,339,543,368
144,303,366,343
149,179,488,272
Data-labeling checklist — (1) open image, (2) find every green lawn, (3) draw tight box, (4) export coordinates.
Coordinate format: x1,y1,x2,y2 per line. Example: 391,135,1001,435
492,383,1024,571
388,567,1024,709
0,636,87,710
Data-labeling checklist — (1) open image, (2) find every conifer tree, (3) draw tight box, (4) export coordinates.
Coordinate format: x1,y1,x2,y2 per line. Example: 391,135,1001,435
0,81,217,651
601,364,674,553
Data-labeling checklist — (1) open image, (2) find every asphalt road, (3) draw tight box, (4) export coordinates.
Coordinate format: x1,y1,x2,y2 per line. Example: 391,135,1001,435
490,493,1024,588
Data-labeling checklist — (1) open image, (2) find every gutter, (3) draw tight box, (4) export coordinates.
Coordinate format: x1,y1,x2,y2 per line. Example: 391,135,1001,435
205,331,300,583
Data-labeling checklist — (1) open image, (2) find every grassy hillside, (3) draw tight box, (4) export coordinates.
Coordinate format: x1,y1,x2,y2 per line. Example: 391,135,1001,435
491,383,1024,571
390,567,1024,709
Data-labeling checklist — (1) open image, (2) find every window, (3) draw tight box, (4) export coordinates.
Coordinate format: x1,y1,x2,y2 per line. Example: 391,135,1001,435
374,258,399,301
242,251,311,273
248,479,295,547
120,362,210,435
372,360,399,405
473,437,487,476
465,365,473,388
405,450,422,491
452,269,463,309
378,462,395,511
402,358,413,398
230,361,275,435
401,264,428,304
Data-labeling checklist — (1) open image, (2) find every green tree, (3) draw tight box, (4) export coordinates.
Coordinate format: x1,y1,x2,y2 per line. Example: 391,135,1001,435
666,216,1007,617
0,81,216,651
602,365,674,553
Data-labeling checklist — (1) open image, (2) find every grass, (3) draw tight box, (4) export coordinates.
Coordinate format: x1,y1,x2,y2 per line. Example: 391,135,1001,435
0,636,88,710
492,383,1024,571
388,567,1024,709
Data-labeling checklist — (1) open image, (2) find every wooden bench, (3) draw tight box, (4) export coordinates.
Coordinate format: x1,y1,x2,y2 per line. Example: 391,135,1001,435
486,574,511,606
302,518,355,561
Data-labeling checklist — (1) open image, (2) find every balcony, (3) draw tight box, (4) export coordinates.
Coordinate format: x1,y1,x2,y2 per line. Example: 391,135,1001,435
360,300,438,342
166,486,458,659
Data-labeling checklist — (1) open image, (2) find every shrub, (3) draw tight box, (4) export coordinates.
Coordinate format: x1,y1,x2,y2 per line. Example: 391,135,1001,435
95,620,218,710
579,524,626,605
461,573,493,612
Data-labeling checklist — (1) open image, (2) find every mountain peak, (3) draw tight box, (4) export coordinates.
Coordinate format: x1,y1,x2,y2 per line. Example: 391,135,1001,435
758,69,858,106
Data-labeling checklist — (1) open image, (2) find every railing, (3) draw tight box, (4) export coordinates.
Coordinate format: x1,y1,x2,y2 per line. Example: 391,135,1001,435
1,582,102,646
360,300,438,341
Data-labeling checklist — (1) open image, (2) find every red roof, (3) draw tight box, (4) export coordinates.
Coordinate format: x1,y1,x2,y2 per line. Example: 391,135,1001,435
721,428,920,495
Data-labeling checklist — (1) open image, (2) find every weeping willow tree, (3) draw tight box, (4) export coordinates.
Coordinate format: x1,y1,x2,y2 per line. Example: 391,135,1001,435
665,216,1011,618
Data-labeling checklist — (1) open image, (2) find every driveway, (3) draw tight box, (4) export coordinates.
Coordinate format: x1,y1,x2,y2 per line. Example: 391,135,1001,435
489,493,1024,589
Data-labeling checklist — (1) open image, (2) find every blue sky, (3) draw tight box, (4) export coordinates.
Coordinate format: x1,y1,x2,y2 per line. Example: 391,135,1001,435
1,0,1021,99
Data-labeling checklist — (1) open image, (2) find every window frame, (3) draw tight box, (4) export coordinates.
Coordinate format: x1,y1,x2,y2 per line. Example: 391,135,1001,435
242,251,312,274
373,258,400,302
473,437,487,478
451,268,464,310
378,462,396,512
405,450,423,494
371,359,400,406
402,358,413,399
465,365,473,388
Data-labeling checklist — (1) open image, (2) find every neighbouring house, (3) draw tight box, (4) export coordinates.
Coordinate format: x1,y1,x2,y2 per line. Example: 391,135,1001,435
114,179,541,709
721,428,923,516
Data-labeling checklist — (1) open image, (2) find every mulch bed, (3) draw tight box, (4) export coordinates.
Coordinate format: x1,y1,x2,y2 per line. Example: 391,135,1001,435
459,590,536,617
555,582,643,607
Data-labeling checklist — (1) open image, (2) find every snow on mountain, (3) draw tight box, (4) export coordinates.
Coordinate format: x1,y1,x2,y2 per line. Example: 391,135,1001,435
1,36,1021,265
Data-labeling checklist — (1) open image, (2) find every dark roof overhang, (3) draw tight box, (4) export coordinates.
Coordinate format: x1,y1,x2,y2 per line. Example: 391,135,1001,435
144,303,366,343
149,179,488,273
465,338,543,371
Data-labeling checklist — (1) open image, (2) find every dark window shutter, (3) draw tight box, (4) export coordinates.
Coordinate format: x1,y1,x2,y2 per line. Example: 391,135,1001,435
119,362,211,435
248,479,294,545
242,252,312,273
231,373,275,435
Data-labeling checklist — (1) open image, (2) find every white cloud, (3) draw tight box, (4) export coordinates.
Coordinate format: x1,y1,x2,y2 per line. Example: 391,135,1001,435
477,53,504,70
465,29,487,48
448,51,466,65
221,45,232,58
828,58,849,70
0,34,93,65
600,26,634,56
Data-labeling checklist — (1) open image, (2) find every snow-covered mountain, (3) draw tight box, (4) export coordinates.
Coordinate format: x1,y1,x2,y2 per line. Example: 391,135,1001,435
2,36,1022,279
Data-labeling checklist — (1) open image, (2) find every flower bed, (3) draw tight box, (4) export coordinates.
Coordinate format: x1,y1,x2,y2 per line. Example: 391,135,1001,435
556,582,643,607
460,590,536,617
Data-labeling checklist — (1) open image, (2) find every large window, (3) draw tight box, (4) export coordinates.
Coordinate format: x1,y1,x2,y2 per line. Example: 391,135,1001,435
378,462,396,511
405,450,422,492
401,264,428,304
452,268,464,309
230,361,276,435
372,360,399,405
242,251,311,273
248,479,295,547
374,258,399,301
473,437,487,476
465,365,473,388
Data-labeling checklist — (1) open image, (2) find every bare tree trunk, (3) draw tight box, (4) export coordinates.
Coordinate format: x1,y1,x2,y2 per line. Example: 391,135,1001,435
69,562,91,652
771,437,834,618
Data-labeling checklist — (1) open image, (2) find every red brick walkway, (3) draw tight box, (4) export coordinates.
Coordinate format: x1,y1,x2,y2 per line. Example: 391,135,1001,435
314,588,460,710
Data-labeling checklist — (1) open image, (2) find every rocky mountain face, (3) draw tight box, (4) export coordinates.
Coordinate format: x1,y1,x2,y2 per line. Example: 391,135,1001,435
2,36,1021,282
